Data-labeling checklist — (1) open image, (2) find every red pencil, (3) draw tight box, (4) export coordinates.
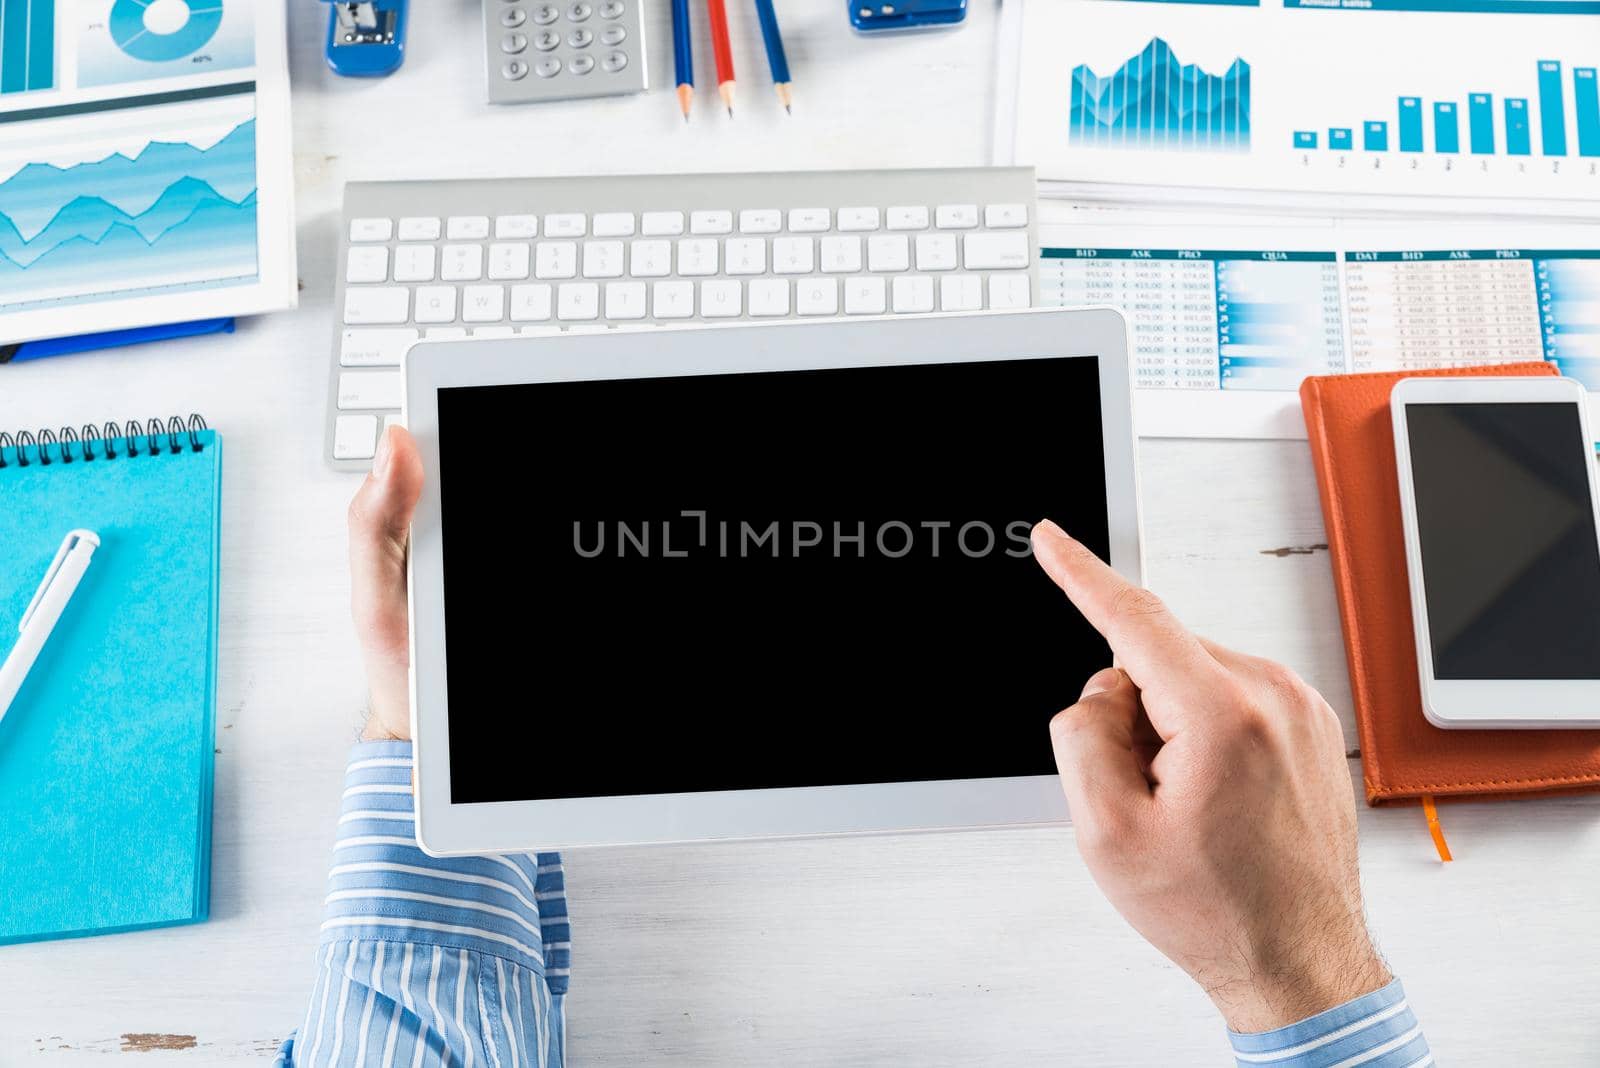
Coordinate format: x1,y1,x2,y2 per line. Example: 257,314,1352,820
705,0,735,117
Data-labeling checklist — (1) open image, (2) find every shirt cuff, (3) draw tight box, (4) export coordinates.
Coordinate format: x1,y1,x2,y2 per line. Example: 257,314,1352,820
1228,979,1429,1067
324,740,569,984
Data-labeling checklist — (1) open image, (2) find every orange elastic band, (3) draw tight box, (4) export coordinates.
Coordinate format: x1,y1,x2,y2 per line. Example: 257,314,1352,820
1421,793,1453,862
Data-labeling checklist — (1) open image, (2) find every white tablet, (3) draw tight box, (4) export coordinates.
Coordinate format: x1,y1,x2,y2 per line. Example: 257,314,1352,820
1392,375,1600,730
404,309,1141,854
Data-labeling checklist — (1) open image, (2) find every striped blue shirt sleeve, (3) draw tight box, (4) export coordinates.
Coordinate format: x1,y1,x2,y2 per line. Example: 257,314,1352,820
1229,979,1429,1067
275,741,569,1068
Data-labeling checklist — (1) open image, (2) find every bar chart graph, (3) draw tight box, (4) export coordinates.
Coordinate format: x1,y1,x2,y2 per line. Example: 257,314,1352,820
1069,37,1251,150
1019,0,1600,208
1295,58,1600,158
0,0,54,95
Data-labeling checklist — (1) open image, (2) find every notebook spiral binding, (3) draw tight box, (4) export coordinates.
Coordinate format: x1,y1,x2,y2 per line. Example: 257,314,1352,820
0,414,208,469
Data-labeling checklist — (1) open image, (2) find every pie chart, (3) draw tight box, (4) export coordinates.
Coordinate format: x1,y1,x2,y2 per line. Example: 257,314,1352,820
108,0,225,63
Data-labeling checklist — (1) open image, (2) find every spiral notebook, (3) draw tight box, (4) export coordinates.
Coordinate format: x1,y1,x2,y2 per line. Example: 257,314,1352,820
0,417,221,945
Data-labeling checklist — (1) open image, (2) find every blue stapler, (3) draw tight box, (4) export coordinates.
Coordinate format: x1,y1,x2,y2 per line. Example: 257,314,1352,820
324,1,409,77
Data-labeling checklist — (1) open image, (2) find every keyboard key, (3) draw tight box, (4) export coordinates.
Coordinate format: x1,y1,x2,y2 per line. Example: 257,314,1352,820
535,242,578,278
887,206,929,230
557,282,600,320
605,281,647,319
463,285,506,322
653,280,695,318
398,216,441,241
690,210,733,234
510,283,554,321
345,246,389,284
772,237,814,274
963,232,1030,271
641,211,684,236
343,286,409,324
545,213,587,237
819,236,860,273
471,326,515,338
446,215,490,239
837,207,880,232
796,278,838,316
748,278,789,316
583,240,625,278
844,276,887,315
593,212,636,237
349,217,393,242
738,209,782,233
338,372,402,410
988,273,1031,309
677,238,718,276
725,237,766,275
984,203,1029,228
425,327,469,340
488,242,532,280
788,208,830,233
629,239,671,277
936,204,979,229
915,233,958,272
441,244,484,281
414,285,458,323
340,327,419,367
939,274,982,312
866,234,910,272
333,414,380,460
892,275,935,313
496,214,540,238
701,279,742,317
495,214,539,239
393,245,437,282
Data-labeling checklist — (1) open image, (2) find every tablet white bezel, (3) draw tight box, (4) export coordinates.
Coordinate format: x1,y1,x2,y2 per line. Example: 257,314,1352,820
404,309,1141,853
1391,375,1600,730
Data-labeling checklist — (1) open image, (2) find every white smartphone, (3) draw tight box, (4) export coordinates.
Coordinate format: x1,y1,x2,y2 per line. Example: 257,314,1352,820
1392,376,1600,729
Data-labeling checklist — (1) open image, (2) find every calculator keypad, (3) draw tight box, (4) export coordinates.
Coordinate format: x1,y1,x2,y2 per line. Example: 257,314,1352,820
485,0,645,104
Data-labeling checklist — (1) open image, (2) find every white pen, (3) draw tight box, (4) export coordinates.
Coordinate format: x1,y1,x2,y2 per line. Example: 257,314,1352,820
0,529,100,725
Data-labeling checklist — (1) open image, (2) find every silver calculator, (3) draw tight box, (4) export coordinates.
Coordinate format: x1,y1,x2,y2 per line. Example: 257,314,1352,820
483,0,648,104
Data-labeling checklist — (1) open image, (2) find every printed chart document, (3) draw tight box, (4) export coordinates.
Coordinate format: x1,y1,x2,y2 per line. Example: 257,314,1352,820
0,0,295,344
1005,0,1600,215
1039,208,1600,437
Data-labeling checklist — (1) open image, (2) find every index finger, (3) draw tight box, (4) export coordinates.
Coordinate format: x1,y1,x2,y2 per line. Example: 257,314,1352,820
1030,519,1219,694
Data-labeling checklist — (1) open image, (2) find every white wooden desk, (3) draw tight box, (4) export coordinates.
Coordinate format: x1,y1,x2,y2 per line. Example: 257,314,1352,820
3,2,1598,1063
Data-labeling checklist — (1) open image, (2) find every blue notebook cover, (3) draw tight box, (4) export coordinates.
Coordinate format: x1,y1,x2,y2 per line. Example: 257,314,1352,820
0,420,221,945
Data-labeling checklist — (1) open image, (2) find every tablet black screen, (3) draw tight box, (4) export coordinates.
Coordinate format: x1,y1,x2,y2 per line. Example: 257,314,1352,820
437,357,1113,802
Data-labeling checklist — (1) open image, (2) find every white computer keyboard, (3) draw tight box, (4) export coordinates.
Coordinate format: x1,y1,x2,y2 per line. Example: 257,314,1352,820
327,166,1039,468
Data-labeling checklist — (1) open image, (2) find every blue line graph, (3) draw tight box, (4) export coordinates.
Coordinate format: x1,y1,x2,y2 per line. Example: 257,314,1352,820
1069,38,1251,151
0,119,258,310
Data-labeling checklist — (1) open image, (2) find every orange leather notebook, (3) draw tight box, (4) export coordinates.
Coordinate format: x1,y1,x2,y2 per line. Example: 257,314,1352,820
1301,363,1600,806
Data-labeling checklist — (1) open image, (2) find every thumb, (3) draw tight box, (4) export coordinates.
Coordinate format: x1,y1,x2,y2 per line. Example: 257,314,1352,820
348,425,424,661
1050,668,1152,842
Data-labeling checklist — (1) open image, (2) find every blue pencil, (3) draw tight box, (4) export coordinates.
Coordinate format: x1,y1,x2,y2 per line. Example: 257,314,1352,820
752,0,791,114
672,0,693,120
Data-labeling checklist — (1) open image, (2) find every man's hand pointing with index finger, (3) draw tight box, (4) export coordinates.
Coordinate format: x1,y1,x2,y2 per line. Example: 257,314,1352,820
1031,519,1392,1036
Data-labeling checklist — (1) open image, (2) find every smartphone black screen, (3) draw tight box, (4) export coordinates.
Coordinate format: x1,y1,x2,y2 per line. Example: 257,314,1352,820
1407,401,1600,680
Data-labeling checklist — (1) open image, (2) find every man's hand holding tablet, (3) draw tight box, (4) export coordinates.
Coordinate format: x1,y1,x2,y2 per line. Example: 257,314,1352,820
335,430,1418,1058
